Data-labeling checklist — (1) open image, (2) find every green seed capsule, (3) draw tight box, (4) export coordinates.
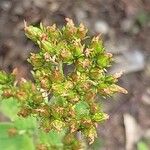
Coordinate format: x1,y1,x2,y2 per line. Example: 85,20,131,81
89,68,103,80
77,23,88,39
90,36,104,54
97,54,112,68
92,112,109,122
28,53,43,68
51,120,65,131
39,40,54,53
0,71,14,84
72,40,84,57
60,49,73,63
25,26,42,42
76,57,91,72
0,71,11,84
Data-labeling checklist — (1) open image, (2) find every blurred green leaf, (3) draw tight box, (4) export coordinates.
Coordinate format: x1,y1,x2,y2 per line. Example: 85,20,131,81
137,141,149,150
14,116,37,131
89,138,103,150
38,129,65,149
0,123,35,150
0,98,20,121
137,11,150,26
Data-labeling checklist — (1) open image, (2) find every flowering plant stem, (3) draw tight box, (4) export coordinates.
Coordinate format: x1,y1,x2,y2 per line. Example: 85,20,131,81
0,18,127,150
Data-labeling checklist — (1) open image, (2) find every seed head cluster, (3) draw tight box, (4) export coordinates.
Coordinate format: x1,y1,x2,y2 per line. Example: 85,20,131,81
0,18,127,147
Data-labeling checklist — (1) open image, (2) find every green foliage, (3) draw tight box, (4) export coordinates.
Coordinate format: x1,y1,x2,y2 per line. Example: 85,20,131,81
0,123,34,150
136,11,150,26
88,138,103,150
0,98,19,121
0,96,67,150
137,141,149,150
0,18,127,149
38,130,65,149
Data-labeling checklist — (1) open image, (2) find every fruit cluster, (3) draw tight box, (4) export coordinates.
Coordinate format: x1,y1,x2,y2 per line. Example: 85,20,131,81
0,18,127,147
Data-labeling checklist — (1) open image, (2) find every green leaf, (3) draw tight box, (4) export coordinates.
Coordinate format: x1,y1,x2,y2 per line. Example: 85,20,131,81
38,129,65,149
0,98,20,121
14,116,37,131
0,123,35,150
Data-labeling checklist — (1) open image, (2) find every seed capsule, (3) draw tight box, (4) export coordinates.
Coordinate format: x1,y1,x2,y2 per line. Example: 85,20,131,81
97,53,112,68
60,49,73,63
77,23,88,39
8,128,18,137
90,35,104,53
24,23,42,42
92,112,109,122
18,107,31,118
39,40,54,53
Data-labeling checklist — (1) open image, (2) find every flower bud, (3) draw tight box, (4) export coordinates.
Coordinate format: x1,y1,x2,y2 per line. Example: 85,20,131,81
92,112,109,122
36,144,48,150
72,39,84,57
89,68,103,80
83,126,97,144
16,90,28,102
28,53,43,68
84,48,95,58
47,24,56,33
25,25,42,42
18,107,32,118
77,23,88,39
39,40,54,53
8,128,18,137
0,71,14,85
2,89,14,97
60,49,73,63
90,35,104,54
111,85,128,94
97,53,112,68
50,69,64,82
85,91,96,102
51,120,65,131
40,77,51,90
34,105,50,117
76,57,91,72
65,18,77,36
